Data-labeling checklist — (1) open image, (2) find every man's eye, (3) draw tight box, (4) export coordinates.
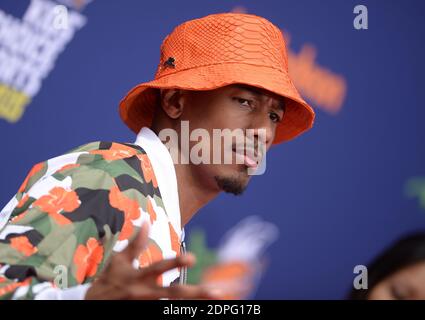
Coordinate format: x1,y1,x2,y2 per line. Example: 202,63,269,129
234,98,252,107
269,112,281,123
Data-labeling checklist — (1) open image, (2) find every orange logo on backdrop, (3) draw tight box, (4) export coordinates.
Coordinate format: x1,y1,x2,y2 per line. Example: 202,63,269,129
285,33,347,114
232,6,347,114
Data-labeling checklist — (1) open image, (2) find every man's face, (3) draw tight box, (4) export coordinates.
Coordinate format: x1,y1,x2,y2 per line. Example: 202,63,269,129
178,84,285,195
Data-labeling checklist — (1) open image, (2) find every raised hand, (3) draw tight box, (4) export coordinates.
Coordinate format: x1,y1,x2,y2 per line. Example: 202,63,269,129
85,224,219,300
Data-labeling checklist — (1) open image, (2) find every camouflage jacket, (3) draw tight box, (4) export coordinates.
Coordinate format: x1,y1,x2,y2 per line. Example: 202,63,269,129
0,128,183,299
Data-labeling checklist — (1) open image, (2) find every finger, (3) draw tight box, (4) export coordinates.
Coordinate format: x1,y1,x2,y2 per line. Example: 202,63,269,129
140,253,196,278
121,222,150,263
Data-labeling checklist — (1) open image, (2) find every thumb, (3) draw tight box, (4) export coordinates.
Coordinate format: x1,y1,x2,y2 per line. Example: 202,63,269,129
121,222,150,263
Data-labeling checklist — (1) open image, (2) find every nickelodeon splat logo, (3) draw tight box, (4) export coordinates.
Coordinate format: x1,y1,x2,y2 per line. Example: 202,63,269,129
285,33,347,114
0,0,92,123
233,6,347,114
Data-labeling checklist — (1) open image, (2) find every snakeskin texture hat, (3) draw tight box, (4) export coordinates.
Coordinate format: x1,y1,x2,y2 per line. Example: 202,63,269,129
119,13,315,144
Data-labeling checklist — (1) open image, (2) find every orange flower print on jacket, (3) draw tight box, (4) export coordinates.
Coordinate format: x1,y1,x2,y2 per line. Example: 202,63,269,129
90,143,139,161
16,194,30,208
146,197,157,224
18,162,44,193
73,238,104,284
138,154,158,188
0,140,182,299
11,195,31,223
0,278,31,297
139,241,164,286
109,185,141,241
33,187,81,225
11,211,28,223
57,163,80,172
168,222,180,256
10,236,38,257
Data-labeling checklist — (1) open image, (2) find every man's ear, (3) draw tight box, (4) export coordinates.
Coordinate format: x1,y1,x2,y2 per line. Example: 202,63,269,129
159,89,187,119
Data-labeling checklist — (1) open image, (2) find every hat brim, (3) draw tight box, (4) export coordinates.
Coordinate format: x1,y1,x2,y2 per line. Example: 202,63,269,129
119,63,315,144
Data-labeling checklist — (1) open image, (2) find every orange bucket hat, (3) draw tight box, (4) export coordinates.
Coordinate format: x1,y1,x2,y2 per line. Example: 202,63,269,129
119,13,315,144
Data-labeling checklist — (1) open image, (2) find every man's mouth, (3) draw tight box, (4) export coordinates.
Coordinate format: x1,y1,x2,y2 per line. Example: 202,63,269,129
232,145,262,168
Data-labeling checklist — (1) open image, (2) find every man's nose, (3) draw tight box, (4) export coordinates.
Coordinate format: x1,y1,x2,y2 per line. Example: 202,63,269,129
250,115,274,151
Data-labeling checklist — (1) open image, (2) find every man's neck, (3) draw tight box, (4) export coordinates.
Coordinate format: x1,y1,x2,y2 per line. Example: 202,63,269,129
149,122,219,227
174,161,219,227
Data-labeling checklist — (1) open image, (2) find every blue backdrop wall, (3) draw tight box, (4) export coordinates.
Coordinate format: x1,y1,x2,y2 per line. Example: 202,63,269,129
1,0,425,299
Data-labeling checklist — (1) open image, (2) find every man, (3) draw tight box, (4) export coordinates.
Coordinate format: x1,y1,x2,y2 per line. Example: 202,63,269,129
0,12,314,299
